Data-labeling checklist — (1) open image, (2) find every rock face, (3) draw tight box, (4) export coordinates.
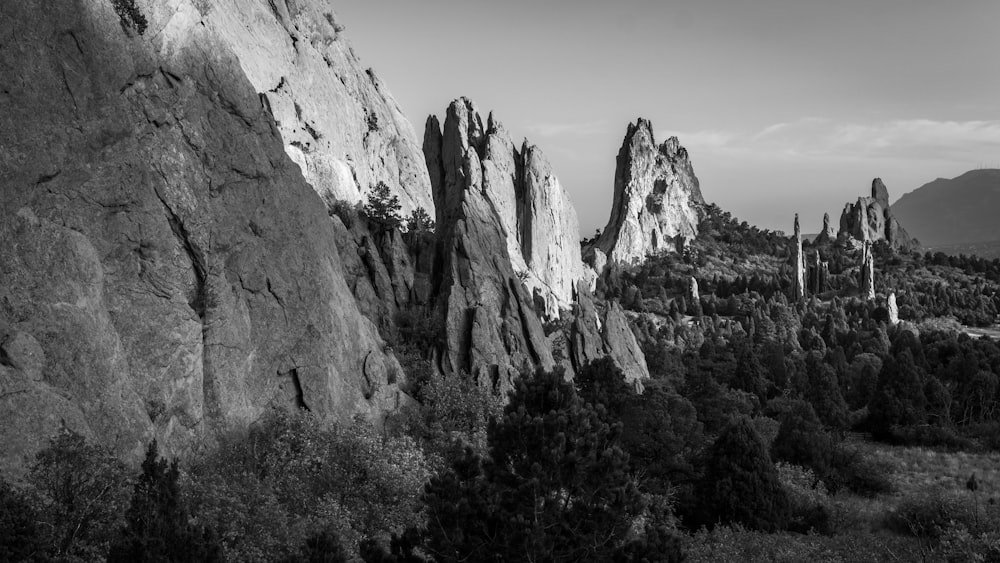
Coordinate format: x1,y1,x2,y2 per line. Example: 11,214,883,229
888,292,899,325
793,214,805,299
423,99,648,385
814,212,837,244
187,0,433,214
860,241,876,300
593,119,704,265
838,178,916,250
425,99,585,318
0,0,403,476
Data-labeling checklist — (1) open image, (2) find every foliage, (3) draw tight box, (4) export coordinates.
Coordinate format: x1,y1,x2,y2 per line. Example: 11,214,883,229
108,441,223,562
28,428,132,561
687,416,790,531
771,400,834,480
187,411,431,561
418,367,668,562
0,478,44,562
363,182,403,232
111,0,148,34
404,207,435,233
776,463,833,534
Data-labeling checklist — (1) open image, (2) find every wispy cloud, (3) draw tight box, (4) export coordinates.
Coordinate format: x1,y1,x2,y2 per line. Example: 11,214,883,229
665,118,1000,163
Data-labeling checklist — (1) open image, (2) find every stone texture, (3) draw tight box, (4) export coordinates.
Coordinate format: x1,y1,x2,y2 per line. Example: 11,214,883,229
176,0,434,216
569,283,650,382
793,214,805,299
861,241,876,300
0,0,403,475
838,178,917,250
593,119,704,265
425,99,585,318
888,292,899,325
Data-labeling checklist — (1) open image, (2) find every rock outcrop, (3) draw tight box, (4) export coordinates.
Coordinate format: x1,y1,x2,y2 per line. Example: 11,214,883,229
592,119,704,265
860,241,876,300
888,292,899,325
814,212,837,244
423,99,649,385
0,0,403,476
185,0,433,214
793,214,805,299
838,179,917,250
425,99,585,318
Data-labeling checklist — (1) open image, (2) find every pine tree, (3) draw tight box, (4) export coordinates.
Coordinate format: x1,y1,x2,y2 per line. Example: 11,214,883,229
691,416,790,531
108,441,223,562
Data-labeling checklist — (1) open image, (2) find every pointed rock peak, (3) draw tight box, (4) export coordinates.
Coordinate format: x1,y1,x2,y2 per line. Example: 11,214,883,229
794,213,801,236
872,177,890,207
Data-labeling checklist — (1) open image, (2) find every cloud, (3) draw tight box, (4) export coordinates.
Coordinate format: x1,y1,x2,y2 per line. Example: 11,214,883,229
667,118,1000,164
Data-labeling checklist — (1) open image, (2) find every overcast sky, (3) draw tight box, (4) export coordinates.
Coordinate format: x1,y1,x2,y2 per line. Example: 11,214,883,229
336,0,1000,234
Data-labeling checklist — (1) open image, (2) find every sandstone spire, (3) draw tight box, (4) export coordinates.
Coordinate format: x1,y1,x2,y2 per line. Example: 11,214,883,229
815,212,837,244
793,214,805,300
861,240,876,300
838,178,917,250
592,119,704,265
888,292,899,325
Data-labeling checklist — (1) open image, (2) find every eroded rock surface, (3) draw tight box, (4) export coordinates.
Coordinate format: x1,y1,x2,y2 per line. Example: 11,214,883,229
593,119,704,265
178,0,433,214
838,178,917,250
0,0,402,476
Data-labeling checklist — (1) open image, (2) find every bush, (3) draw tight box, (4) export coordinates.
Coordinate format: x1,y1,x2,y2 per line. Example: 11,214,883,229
111,0,148,34
776,463,833,535
28,428,132,560
187,411,431,560
0,478,44,562
884,493,973,540
826,446,895,497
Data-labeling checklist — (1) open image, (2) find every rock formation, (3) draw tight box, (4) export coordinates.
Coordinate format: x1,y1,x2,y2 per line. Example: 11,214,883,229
423,99,648,385
0,0,404,475
811,250,828,295
888,292,899,325
814,212,837,244
793,214,806,300
860,241,876,300
689,277,700,304
592,119,704,265
838,178,917,250
188,0,433,215
424,99,585,319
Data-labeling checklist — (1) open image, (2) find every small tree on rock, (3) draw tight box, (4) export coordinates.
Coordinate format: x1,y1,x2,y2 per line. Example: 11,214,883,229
363,182,402,232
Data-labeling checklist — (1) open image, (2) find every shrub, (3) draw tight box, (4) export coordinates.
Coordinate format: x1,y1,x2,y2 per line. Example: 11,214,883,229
187,411,431,560
777,463,833,535
884,492,973,540
0,478,44,562
826,446,895,497
111,0,148,34
28,428,132,560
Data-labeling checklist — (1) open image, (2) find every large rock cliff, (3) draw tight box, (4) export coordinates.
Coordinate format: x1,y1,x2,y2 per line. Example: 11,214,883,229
838,178,917,250
179,0,433,215
0,0,403,475
425,98,585,319
593,119,704,265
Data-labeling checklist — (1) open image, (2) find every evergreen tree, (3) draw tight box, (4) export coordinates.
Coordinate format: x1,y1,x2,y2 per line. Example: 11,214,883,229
868,349,928,440
420,367,670,562
0,478,44,561
690,416,790,531
771,400,833,477
108,441,223,562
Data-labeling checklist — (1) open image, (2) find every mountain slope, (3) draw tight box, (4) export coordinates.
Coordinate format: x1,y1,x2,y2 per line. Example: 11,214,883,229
892,169,1000,247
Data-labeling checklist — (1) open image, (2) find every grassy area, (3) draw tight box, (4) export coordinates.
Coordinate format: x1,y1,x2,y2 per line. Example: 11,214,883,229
685,439,1000,562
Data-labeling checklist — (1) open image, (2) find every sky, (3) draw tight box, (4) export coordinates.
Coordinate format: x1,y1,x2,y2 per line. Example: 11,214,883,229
335,0,1000,235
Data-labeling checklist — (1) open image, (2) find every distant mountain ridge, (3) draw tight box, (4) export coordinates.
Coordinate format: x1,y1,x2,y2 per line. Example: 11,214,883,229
892,169,1000,247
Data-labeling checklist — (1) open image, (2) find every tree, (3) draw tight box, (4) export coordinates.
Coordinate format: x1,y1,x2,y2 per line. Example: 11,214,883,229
868,349,928,441
0,478,44,562
771,400,834,478
364,181,402,232
420,367,671,562
689,416,790,531
28,428,131,560
404,206,435,233
108,441,223,562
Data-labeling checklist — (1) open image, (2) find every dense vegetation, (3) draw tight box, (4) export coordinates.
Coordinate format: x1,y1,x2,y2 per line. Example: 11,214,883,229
4,202,1000,561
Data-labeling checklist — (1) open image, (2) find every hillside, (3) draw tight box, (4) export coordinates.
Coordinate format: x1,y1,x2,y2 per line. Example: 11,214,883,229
892,169,1000,246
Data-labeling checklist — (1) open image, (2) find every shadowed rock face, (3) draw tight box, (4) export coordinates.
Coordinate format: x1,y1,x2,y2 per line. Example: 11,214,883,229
0,0,402,476
187,0,433,215
594,119,704,265
838,178,917,250
425,98,585,319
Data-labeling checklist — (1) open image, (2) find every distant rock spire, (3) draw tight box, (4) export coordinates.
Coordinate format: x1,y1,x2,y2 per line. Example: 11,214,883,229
813,250,822,295
689,276,700,304
888,292,899,325
793,214,805,299
861,240,875,300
